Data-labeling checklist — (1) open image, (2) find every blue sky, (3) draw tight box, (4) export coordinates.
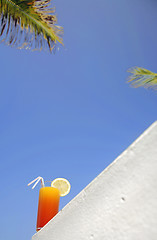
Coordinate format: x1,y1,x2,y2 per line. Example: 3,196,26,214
0,0,157,239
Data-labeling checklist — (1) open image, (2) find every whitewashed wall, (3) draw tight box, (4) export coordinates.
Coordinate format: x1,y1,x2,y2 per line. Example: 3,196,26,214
32,121,157,240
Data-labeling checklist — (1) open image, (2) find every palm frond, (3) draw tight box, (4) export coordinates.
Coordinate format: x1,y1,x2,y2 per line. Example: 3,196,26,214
0,0,63,52
127,67,157,90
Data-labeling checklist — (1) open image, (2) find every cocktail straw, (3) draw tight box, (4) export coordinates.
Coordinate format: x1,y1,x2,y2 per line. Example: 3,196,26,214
28,176,45,189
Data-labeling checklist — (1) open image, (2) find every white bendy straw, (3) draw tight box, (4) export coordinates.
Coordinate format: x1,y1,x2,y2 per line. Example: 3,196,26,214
28,176,45,189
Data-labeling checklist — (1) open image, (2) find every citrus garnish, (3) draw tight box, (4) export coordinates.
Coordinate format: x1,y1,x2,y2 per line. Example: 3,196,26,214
51,178,71,197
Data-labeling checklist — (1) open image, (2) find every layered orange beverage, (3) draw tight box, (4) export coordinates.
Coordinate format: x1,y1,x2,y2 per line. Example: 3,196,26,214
36,187,60,231
28,176,71,232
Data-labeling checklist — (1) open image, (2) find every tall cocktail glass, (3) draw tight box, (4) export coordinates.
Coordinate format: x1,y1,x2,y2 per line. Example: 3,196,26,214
28,176,70,232
36,185,60,231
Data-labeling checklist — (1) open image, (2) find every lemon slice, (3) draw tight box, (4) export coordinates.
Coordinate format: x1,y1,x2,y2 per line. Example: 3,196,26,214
51,178,71,197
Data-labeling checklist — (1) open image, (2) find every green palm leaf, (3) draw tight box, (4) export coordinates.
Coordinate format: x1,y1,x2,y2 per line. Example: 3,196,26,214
127,67,157,90
0,0,63,51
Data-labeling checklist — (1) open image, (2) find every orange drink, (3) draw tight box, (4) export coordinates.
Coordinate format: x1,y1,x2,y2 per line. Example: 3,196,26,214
36,187,60,231
28,176,70,232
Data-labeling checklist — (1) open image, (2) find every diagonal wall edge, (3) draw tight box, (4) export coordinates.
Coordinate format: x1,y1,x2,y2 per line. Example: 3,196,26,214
32,121,157,240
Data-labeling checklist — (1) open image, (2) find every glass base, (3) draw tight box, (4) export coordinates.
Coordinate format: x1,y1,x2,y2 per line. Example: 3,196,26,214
36,227,42,232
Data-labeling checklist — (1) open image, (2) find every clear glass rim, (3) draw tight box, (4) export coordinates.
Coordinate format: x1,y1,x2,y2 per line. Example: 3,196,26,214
41,180,52,187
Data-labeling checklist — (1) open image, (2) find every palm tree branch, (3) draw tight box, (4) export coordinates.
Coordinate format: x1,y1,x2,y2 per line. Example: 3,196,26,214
127,67,157,90
0,0,63,51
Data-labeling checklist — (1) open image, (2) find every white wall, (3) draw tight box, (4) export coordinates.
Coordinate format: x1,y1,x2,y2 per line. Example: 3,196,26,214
32,121,157,240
